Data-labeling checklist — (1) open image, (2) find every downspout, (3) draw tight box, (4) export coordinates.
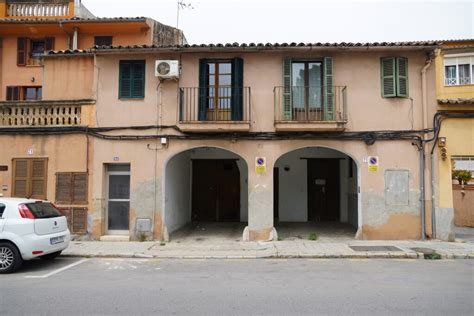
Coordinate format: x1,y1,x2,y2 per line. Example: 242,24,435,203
59,21,71,49
420,52,433,240
72,27,79,50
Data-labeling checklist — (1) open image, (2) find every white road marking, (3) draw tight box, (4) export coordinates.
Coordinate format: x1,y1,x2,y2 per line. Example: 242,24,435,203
25,258,89,279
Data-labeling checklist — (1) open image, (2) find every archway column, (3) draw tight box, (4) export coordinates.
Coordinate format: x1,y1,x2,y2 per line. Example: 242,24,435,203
243,154,277,241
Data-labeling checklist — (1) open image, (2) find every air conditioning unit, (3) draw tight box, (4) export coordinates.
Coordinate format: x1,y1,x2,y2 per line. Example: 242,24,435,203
155,60,179,79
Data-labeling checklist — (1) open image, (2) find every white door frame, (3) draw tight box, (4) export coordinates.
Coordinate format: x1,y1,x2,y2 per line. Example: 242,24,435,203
106,170,131,235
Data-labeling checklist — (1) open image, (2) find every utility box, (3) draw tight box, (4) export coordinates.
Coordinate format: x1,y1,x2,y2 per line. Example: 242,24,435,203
136,218,152,233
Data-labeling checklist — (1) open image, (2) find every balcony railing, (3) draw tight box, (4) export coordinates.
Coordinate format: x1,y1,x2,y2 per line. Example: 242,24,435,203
7,1,70,17
0,102,82,127
274,86,347,122
179,87,251,123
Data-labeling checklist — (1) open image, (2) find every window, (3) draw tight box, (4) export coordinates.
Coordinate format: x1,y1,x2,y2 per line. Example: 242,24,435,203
17,37,54,66
6,86,42,101
6,86,20,101
94,36,113,46
380,57,408,98
12,158,48,200
55,172,88,205
119,60,146,99
0,204,5,218
282,57,333,121
452,156,474,172
444,55,474,86
198,58,243,121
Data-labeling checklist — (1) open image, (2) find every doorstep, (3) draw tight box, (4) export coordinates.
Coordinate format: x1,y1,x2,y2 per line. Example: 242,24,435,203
99,235,130,242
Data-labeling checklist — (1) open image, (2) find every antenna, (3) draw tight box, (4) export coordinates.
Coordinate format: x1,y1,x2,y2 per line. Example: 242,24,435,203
176,0,194,30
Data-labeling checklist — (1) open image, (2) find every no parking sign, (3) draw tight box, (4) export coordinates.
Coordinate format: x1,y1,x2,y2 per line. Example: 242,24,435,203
368,156,379,172
255,157,266,174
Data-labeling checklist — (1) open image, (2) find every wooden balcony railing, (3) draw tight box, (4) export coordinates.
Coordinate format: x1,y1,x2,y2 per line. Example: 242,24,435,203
274,85,347,122
0,102,84,127
179,87,251,123
7,1,70,17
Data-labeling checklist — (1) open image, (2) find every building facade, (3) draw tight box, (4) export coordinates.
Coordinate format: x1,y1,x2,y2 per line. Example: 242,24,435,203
433,40,474,235
1,39,448,241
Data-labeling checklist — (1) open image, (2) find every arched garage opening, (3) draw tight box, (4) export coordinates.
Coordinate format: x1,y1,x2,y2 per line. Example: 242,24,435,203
164,147,248,241
274,146,359,239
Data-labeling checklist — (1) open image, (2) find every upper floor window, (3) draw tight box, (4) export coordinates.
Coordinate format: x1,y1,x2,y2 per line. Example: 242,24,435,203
119,60,146,99
282,57,333,121
6,86,42,101
17,37,54,66
94,36,113,46
198,58,243,121
380,57,408,98
444,55,474,86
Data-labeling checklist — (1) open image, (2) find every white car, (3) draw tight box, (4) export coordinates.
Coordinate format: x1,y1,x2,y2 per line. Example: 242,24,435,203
0,198,70,273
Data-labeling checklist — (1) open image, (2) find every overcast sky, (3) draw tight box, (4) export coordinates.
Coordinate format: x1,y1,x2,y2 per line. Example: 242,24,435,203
82,0,473,44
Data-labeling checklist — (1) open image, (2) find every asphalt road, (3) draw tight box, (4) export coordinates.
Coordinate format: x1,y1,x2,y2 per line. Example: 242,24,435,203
1,258,473,315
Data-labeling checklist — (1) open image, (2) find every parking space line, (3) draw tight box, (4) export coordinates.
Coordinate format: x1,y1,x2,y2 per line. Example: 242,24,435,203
24,258,90,279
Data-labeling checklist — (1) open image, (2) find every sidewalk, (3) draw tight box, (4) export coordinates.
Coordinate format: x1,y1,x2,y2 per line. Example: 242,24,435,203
62,239,474,259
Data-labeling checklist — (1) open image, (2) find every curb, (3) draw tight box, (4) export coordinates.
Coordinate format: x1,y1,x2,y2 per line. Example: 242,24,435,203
61,252,473,260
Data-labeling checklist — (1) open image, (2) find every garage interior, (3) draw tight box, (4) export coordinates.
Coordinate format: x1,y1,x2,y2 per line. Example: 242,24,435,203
164,147,248,242
274,147,359,240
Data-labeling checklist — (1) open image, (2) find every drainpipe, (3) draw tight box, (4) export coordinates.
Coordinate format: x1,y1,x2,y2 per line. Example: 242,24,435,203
72,27,79,50
420,53,433,240
419,142,426,240
59,21,72,49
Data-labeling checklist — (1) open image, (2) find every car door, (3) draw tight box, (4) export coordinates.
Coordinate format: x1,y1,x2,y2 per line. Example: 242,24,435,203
0,203,6,232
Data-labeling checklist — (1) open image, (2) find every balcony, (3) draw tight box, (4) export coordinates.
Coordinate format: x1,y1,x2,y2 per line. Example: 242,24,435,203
6,0,70,17
178,87,251,132
0,100,94,127
274,85,347,131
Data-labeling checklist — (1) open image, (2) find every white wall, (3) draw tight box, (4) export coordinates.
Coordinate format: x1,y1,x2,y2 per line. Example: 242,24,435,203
275,147,356,222
164,150,192,233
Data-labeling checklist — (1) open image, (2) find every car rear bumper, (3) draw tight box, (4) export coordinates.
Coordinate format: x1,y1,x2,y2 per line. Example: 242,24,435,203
17,230,71,260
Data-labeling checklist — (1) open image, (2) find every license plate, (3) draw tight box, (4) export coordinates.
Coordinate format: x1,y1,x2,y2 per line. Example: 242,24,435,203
50,236,65,245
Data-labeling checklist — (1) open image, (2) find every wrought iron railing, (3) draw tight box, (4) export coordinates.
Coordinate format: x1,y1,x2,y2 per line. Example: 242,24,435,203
7,1,70,17
0,103,82,127
274,85,347,122
179,87,251,122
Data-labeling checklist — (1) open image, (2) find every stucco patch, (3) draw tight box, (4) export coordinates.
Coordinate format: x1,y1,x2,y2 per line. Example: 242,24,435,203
362,191,421,226
361,213,421,240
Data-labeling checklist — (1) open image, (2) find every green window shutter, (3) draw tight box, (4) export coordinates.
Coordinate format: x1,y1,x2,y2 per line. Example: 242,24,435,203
131,60,145,98
283,58,292,120
323,56,334,120
231,57,244,121
396,57,408,97
119,61,132,98
381,57,396,97
198,59,208,121
119,60,145,99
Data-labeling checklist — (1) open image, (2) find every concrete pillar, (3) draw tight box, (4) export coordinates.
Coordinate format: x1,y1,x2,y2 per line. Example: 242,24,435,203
243,155,277,241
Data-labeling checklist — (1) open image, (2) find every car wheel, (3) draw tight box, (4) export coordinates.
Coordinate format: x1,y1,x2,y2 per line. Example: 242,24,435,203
40,251,62,260
0,242,23,274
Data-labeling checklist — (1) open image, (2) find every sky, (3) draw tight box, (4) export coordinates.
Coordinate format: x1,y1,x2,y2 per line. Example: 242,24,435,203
81,0,473,44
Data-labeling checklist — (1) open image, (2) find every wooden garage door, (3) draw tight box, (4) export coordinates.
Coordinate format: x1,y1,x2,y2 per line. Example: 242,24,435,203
12,158,48,200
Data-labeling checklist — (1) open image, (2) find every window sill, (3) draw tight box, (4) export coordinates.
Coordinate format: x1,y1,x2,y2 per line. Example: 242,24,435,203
443,84,474,87
118,98,145,101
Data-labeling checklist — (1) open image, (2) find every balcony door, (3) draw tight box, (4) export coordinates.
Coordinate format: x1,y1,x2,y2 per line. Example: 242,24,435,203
198,58,244,122
291,61,323,121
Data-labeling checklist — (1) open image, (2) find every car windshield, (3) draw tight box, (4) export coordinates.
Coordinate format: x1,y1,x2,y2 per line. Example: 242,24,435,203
25,202,62,219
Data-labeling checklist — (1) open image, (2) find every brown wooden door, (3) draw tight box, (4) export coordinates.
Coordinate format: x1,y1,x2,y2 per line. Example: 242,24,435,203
192,160,240,222
307,159,340,221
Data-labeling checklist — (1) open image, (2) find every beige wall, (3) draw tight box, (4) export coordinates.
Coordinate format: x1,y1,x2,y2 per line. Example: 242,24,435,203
92,49,435,132
43,56,95,100
0,134,89,202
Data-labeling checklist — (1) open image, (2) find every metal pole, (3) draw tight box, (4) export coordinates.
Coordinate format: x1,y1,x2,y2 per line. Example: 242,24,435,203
419,143,426,240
